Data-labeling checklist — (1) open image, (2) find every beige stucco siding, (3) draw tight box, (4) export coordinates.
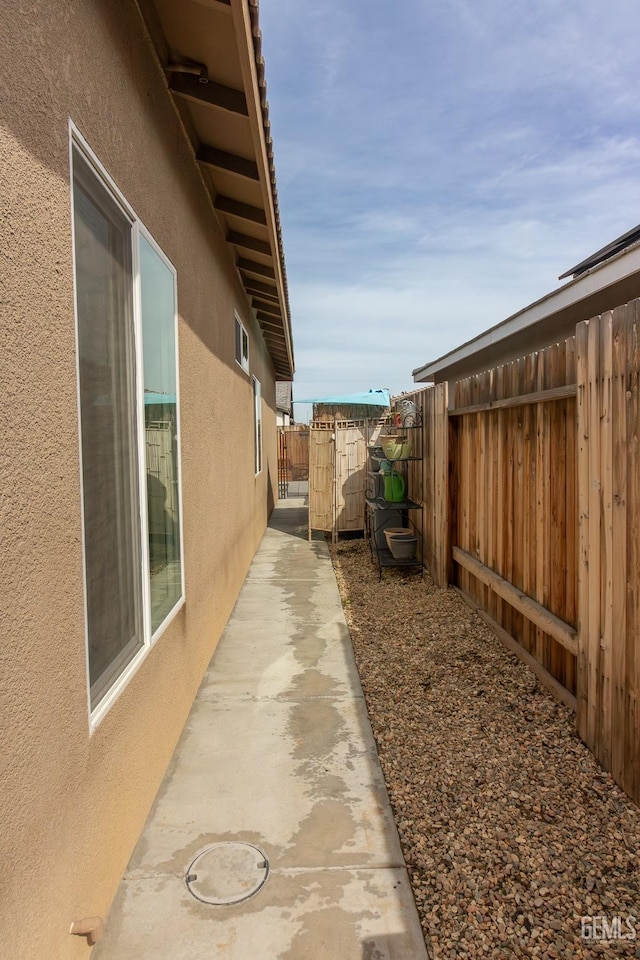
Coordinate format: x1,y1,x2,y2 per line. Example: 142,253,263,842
0,1,279,956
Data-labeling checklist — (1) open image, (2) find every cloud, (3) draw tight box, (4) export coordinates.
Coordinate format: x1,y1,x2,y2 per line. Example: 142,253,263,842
258,0,640,418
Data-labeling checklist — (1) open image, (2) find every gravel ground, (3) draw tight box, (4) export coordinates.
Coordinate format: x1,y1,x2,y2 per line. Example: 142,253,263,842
329,539,640,960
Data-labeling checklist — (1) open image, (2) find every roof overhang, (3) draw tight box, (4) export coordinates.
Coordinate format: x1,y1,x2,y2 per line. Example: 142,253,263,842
413,238,640,384
138,0,293,380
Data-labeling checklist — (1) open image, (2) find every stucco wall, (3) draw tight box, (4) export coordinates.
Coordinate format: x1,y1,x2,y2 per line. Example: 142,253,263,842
0,2,279,956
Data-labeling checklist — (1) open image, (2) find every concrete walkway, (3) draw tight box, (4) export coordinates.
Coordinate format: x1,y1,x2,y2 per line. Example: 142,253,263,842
94,499,428,959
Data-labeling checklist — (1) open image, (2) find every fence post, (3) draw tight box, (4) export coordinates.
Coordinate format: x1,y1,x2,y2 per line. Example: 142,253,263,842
577,304,640,805
432,382,450,587
576,317,592,745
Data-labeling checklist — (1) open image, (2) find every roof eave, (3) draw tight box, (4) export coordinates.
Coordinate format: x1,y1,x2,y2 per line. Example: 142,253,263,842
137,0,294,380
413,238,640,383
233,0,294,378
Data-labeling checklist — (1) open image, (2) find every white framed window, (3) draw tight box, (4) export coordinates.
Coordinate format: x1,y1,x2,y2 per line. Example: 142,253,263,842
234,313,250,373
253,376,262,475
70,127,185,726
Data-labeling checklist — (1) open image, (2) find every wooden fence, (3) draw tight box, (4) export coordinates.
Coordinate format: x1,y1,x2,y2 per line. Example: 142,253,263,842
277,425,309,483
406,298,640,805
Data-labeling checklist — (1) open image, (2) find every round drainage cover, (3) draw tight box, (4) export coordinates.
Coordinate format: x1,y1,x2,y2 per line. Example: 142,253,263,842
185,842,269,905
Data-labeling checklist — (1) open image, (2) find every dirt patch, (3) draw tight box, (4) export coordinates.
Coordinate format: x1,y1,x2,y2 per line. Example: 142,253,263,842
330,539,640,959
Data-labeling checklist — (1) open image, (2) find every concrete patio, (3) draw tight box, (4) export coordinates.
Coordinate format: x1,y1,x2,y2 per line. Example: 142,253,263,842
93,498,428,959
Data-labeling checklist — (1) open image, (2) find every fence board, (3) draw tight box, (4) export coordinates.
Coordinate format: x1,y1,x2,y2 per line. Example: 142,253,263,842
487,404,497,622
334,426,367,537
534,347,546,666
505,369,515,638
495,367,506,628
565,337,577,694
625,306,640,801
576,322,590,741
549,342,565,685
587,318,602,751
599,313,614,770
511,358,525,645
308,427,334,537
433,383,449,585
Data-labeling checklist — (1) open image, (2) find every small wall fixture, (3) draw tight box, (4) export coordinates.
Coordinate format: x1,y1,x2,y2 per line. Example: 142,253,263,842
166,60,209,84
69,916,105,945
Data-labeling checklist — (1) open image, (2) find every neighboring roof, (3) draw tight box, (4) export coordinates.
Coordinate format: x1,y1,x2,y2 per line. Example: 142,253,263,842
392,385,434,400
139,0,293,380
559,223,640,280
413,232,640,384
275,380,292,413
296,389,391,408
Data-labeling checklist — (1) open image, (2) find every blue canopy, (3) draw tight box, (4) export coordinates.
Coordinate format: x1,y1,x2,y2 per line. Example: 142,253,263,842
294,389,390,407
144,391,176,405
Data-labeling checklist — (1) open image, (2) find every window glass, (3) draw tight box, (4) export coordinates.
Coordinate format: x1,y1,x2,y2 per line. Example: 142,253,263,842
235,315,249,372
73,150,143,707
140,236,182,633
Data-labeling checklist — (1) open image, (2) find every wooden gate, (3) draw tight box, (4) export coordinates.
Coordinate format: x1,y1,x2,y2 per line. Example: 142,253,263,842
308,420,367,541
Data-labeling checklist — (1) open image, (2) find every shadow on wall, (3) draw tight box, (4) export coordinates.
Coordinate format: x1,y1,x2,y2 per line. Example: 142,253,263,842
267,464,275,516
146,471,179,570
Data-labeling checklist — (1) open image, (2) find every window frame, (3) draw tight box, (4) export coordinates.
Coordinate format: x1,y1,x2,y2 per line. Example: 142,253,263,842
253,375,263,476
234,313,250,374
70,123,185,731
135,226,186,645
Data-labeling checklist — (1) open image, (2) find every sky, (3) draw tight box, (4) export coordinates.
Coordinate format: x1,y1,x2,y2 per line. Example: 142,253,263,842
258,0,640,422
